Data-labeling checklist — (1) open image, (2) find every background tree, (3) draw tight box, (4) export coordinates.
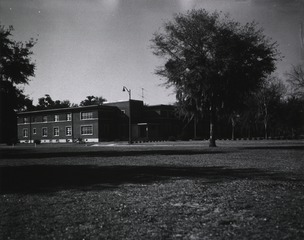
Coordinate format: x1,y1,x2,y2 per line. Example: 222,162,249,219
80,95,107,106
35,94,73,110
0,25,36,143
54,99,73,108
280,97,304,138
286,64,304,99
36,94,54,109
228,112,240,140
255,76,286,139
151,9,280,146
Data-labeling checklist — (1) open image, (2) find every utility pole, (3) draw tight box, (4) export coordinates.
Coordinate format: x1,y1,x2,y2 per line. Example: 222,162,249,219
141,88,145,103
123,86,132,144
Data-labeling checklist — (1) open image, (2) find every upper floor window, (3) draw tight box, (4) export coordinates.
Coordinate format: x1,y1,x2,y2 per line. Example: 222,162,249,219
42,116,47,122
55,115,59,122
23,128,28,137
33,128,37,134
67,113,72,121
32,117,36,122
80,112,93,120
23,117,28,124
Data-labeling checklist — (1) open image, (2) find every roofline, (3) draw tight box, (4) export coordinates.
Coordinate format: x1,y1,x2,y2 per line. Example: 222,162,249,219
17,101,176,115
17,105,113,115
146,104,176,108
104,99,143,105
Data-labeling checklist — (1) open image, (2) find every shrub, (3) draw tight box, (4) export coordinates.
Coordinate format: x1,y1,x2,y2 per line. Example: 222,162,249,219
168,136,176,141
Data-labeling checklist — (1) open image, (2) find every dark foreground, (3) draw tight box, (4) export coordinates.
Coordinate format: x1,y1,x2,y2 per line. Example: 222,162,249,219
0,140,304,239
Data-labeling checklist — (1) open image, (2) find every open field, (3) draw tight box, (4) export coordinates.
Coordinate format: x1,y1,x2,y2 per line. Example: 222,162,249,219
0,140,304,239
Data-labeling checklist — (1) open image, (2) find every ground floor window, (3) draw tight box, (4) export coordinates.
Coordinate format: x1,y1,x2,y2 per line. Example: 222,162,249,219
53,127,59,136
81,125,93,135
66,126,72,136
42,127,48,137
23,128,28,137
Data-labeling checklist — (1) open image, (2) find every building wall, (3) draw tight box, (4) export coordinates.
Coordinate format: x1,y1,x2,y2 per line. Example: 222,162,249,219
105,100,144,123
17,107,102,143
17,101,187,143
72,109,99,142
19,112,66,143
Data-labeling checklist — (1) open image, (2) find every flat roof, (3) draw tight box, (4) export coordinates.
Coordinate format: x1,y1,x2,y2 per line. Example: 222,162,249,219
17,104,114,115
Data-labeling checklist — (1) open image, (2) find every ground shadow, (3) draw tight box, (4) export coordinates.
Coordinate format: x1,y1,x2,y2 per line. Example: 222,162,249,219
242,145,304,151
0,165,301,194
0,148,225,159
1,144,304,160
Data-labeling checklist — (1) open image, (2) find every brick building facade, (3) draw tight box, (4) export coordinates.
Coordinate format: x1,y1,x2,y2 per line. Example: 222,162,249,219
17,100,183,143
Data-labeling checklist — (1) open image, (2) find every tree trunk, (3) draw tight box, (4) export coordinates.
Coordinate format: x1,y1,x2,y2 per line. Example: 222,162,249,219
209,103,216,147
231,118,235,140
264,119,268,139
264,103,268,139
194,115,197,139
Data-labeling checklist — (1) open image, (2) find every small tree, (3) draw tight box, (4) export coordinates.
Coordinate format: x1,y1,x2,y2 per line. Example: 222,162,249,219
151,9,280,146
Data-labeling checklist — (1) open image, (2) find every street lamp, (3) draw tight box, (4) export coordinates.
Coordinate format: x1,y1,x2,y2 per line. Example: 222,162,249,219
123,86,132,144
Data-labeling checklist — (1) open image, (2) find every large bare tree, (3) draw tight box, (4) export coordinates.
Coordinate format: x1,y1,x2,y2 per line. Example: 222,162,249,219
151,9,280,146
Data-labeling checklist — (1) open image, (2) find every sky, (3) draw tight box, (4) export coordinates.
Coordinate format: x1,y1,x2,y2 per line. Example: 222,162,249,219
1,0,304,105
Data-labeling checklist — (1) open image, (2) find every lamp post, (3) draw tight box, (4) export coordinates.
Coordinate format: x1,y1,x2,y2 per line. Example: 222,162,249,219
123,86,132,144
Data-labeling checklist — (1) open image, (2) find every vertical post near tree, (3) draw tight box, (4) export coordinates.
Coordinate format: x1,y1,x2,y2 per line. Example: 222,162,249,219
300,22,304,61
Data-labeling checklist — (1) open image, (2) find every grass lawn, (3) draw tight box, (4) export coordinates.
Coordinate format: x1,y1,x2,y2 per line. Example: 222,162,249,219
0,140,304,239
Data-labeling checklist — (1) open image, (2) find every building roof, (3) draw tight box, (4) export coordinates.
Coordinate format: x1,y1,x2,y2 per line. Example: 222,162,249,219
17,104,114,115
17,100,177,115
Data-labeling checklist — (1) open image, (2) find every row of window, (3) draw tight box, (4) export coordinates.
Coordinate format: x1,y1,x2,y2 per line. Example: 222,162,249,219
22,112,94,124
22,125,93,137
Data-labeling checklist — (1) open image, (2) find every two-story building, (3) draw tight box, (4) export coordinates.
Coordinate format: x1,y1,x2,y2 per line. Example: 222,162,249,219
17,100,184,143
17,105,127,143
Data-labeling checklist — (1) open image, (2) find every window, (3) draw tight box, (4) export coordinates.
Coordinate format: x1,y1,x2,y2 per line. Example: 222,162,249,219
80,112,93,120
32,117,36,122
33,128,36,134
66,126,72,136
23,128,28,137
55,115,59,122
81,125,93,135
67,113,72,121
53,127,59,136
23,117,28,124
43,116,47,122
42,127,48,137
